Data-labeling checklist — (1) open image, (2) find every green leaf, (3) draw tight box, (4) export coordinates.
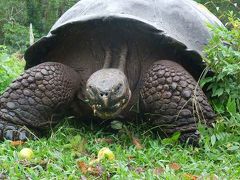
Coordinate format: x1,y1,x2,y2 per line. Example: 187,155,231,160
162,132,181,145
227,97,236,114
200,77,213,87
211,135,216,146
228,145,239,151
212,88,224,97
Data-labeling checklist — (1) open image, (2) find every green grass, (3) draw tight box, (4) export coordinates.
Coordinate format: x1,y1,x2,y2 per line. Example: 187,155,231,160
0,119,239,179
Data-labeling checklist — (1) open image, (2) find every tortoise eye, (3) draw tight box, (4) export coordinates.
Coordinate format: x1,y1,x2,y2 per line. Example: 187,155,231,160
115,83,123,92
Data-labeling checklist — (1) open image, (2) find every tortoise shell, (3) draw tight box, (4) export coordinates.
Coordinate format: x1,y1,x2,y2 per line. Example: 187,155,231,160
24,0,222,90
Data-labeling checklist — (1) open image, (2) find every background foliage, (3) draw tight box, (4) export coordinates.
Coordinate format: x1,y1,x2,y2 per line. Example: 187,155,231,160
196,0,239,24
0,0,78,53
0,46,25,93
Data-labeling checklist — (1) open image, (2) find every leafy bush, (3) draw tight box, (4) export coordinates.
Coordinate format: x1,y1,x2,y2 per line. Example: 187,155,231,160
0,45,25,93
0,0,27,44
26,0,78,34
201,14,240,116
2,22,30,53
2,22,42,53
0,0,78,52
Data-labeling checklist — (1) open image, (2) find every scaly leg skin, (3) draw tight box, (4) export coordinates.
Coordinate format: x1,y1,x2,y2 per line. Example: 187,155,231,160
140,60,215,146
0,62,80,141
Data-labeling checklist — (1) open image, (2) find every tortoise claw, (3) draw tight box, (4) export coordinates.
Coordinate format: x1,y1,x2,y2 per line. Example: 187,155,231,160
0,121,37,141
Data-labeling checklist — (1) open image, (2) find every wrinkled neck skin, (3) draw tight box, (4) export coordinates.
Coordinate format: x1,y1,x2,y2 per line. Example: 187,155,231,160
85,45,131,119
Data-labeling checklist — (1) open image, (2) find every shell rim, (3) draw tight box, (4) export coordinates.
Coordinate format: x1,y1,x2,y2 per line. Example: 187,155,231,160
24,14,205,70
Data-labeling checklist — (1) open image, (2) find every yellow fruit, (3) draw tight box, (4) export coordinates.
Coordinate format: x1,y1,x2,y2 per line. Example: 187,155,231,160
97,147,115,161
19,148,34,160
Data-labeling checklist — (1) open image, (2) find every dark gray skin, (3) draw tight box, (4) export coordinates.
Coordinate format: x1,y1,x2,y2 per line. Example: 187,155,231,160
0,42,215,145
0,0,219,145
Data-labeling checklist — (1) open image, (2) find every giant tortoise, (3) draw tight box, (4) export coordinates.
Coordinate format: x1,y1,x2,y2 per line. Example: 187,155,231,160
0,0,222,144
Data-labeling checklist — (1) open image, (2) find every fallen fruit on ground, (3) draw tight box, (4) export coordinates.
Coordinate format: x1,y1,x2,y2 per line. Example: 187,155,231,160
18,148,34,160
97,147,115,161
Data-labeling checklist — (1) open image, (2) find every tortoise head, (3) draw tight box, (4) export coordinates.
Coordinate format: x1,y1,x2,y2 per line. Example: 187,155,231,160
86,68,131,119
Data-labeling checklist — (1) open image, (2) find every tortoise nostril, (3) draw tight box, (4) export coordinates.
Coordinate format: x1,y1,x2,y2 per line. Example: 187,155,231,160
100,92,109,97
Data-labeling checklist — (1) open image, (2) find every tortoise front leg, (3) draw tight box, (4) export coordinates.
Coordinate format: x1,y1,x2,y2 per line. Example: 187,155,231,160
0,62,80,141
140,60,215,145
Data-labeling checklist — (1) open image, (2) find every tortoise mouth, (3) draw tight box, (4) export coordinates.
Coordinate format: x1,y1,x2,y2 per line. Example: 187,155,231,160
91,97,129,119
94,107,123,119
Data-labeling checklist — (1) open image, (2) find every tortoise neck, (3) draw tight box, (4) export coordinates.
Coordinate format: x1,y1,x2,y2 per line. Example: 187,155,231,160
102,44,128,72
118,44,128,72
102,47,111,69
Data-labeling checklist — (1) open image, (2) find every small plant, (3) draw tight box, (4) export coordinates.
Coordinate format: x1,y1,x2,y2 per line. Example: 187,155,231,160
0,45,25,93
201,14,240,117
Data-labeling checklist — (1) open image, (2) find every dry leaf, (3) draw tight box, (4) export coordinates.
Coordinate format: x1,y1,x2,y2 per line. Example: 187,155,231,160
77,160,104,176
11,141,25,146
95,138,113,144
135,167,145,174
169,162,181,171
127,155,136,160
132,137,143,150
182,173,198,180
87,164,104,176
77,161,88,174
153,167,165,175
